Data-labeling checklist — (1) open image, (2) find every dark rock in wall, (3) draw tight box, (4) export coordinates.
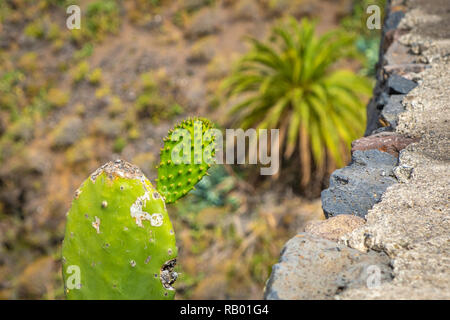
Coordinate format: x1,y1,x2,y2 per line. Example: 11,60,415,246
264,233,393,300
371,126,393,134
385,10,405,32
376,91,390,109
387,74,417,94
321,150,398,219
365,97,383,135
381,94,405,129
365,2,412,136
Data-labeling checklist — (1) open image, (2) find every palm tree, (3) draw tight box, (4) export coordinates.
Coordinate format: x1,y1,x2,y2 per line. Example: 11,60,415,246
221,17,372,193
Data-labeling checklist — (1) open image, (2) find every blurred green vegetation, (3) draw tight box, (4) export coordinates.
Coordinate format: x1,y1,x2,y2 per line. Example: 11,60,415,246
222,17,372,192
0,0,380,300
135,71,185,124
341,0,386,76
172,165,307,299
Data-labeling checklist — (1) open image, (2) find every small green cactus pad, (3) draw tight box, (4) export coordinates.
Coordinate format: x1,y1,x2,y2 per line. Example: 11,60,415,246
157,117,216,204
62,160,178,300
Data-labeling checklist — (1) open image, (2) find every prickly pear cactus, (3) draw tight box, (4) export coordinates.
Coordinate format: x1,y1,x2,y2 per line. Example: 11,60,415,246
62,160,178,300
62,117,217,299
157,117,216,203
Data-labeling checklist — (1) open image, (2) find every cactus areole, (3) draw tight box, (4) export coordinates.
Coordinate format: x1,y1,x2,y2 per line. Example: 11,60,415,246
62,160,178,299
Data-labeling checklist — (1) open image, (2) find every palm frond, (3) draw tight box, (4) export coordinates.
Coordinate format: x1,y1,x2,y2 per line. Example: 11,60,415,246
221,17,372,190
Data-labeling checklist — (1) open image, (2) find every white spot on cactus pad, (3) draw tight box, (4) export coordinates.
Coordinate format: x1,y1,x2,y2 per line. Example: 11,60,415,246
130,260,136,267
130,192,164,227
150,213,163,227
116,170,125,178
130,192,151,227
92,216,100,234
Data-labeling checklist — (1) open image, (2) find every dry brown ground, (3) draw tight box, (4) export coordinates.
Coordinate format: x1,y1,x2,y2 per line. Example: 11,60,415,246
0,0,354,299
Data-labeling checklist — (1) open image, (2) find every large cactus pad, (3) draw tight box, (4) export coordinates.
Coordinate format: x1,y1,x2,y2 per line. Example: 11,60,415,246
62,160,177,299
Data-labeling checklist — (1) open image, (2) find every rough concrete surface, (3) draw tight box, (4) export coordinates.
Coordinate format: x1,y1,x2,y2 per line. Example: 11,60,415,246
264,233,393,300
265,0,450,300
304,215,366,242
340,0,450,299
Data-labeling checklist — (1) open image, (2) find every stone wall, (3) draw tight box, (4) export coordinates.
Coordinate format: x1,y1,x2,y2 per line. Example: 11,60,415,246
264,0,450,299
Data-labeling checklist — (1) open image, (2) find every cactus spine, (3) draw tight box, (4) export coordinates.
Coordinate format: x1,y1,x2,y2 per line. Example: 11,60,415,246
62,117,216,299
